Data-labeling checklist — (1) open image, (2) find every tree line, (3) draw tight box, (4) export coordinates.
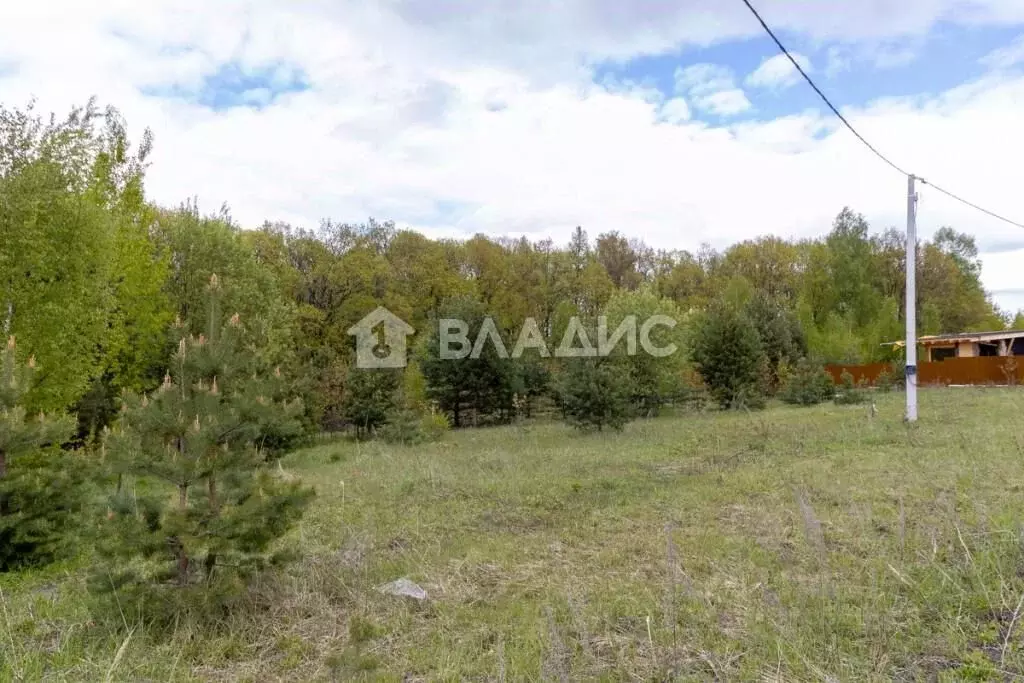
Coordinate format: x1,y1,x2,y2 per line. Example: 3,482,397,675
3,102,1013,433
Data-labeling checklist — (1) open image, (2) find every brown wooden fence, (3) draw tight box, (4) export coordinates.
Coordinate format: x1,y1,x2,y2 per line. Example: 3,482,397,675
826,356,1024,386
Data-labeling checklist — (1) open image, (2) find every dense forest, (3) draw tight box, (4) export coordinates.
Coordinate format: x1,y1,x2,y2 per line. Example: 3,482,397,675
1,99,1017,438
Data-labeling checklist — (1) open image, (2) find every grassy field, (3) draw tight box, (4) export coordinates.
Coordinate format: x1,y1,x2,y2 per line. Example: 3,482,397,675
5,388,1024,681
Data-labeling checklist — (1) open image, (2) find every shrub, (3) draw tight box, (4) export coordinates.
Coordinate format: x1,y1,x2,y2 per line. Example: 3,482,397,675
678,366,710,412
401,361,429,412
379,410,419,445
380,406,450,445
834,370,868,405
780,359,835,406
732,385,768,411
419,409,451,441
876,368,895,392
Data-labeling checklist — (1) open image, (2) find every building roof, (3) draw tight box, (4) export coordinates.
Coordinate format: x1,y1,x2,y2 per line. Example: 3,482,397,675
918,329,1024,345
883,329,1024,347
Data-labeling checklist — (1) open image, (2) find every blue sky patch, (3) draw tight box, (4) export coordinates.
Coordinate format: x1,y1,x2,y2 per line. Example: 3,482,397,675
142,61,310,111
593,24,1023,123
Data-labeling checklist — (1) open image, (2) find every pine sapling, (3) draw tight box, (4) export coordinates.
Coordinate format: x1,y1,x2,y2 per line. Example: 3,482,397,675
0,336,80,570
101,275,313,597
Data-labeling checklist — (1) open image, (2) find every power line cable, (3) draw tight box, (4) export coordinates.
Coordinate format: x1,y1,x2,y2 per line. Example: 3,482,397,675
737,0,1024,230
917,179,1024,229
737,0,908,176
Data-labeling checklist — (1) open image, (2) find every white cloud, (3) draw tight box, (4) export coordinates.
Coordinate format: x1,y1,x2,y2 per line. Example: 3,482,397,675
674,63,752,116
870,43,920,69
731,112,836,153
697,89,753,116
659,97,691,123
824,46,851,78
746,53,811,90
297,0,1024,75
0,2,1023,312
822,39,924,77
675,64,735,95
981,34,1024,69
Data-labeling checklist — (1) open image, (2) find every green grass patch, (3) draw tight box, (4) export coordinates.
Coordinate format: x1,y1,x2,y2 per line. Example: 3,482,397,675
5,388,1024,680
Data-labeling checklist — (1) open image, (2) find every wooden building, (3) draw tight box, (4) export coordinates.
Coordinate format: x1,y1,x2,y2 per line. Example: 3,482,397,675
913,330,1024,361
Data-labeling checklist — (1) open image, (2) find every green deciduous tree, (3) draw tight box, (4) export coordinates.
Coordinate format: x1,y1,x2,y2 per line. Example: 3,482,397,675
602,286,688,416
0,100,149,413
596,231,640,290
156,203,298,369
719,236,801,304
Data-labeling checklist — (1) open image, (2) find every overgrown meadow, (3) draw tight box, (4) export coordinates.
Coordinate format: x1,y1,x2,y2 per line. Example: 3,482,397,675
4,388,1024,681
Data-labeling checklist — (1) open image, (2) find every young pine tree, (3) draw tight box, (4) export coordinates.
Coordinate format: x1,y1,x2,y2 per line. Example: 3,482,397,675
833,369,868,405
101,275,314,594
341,366,401,440
0,336,82,570
558,356,635,432
779,358,835,406
691,303,767,410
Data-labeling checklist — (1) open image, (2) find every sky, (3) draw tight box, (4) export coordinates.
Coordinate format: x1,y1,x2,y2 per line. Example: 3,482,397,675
2,1,1024,315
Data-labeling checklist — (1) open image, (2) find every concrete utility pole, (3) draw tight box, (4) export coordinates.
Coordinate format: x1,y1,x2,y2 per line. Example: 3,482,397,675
905,175,918,422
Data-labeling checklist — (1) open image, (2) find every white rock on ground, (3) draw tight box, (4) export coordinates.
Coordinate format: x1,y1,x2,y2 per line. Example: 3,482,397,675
376,577,428,600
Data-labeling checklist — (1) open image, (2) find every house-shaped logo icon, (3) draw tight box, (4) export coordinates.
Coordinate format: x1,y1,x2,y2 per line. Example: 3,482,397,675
347,307,415,369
